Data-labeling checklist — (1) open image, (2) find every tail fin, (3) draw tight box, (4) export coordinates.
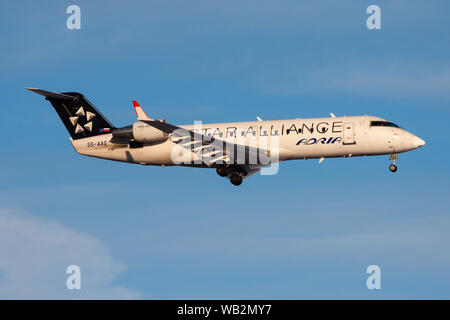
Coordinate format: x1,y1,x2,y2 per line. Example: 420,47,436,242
27,88,114,140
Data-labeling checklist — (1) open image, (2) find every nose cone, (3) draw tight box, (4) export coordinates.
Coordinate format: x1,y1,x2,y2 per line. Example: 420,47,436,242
413,136,426,148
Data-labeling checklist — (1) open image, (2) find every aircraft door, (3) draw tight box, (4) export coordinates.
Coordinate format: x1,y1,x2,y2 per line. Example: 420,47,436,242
343,122,356,145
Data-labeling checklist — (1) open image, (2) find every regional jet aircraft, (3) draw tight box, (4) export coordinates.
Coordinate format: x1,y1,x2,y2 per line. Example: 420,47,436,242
27,88,425,186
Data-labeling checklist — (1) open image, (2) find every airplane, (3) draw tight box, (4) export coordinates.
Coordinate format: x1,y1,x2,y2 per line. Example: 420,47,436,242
27,88,425,186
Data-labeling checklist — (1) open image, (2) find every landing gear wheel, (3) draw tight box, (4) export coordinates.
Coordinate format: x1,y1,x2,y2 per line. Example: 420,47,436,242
216,165,228,177
230,174,243,186
389,154,398,173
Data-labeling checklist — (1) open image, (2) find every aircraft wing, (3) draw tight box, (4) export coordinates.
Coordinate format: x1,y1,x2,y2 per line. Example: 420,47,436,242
141,119,271,167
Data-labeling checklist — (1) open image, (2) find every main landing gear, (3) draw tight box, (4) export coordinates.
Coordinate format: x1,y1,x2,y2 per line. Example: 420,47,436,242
230,174,243,186
389,154,398,172
216,165,228,177
216,165,244,186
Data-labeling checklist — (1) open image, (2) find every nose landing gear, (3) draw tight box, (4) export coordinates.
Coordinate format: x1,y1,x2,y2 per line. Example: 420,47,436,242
389,154,398,172
389,164,397,172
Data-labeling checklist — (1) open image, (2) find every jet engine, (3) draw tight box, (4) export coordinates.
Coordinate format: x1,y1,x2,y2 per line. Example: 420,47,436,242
112,121,167,143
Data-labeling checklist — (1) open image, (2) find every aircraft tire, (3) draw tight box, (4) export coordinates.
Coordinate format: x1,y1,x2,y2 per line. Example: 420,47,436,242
230,174,243,186
216,165,228,177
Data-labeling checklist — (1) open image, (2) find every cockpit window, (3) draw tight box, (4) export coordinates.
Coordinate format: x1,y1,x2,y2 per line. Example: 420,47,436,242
370,121,400,128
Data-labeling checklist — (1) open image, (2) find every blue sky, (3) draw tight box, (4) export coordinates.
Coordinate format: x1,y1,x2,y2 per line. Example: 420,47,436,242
0,0,449,298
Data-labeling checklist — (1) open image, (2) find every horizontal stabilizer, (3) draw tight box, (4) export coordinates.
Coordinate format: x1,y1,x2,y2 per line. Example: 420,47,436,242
26,88,77,100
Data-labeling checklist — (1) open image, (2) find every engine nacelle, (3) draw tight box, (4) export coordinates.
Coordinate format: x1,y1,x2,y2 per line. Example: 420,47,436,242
112,121,167,144
133,121,167,143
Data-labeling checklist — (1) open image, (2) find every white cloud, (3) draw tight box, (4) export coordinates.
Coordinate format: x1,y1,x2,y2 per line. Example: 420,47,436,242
0,208,141,299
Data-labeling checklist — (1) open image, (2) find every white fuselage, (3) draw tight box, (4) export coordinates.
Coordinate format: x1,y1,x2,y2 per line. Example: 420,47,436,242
71,115,424,166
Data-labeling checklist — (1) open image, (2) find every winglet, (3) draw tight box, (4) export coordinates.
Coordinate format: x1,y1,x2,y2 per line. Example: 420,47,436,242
132,100,152,121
